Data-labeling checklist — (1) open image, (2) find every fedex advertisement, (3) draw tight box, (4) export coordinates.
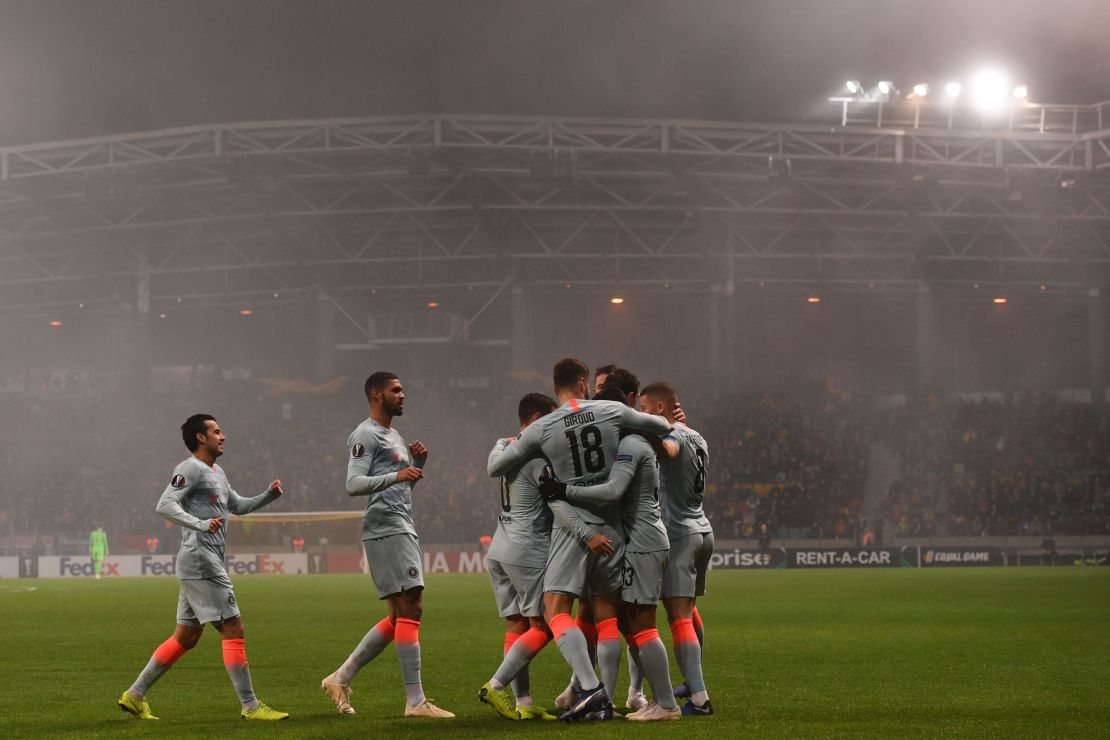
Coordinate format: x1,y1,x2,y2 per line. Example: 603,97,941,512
36,554,308,578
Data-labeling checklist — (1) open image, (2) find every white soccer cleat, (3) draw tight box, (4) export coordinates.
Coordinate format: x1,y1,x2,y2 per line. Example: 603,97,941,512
320,673,355,715
554,683,577,711
404,699,455,718
626,702,681,721
626,692,649,711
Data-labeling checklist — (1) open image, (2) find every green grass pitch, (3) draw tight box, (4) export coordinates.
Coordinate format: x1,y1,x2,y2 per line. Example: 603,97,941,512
2,568,1108,738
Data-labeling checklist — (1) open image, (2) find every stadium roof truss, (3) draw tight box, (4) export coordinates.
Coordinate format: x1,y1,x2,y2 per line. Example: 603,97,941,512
0,112,1109,313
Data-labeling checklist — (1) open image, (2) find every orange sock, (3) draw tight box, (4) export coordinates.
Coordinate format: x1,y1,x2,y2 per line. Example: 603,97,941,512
576,614,597,649
221,637,247,666
670,618,698,645
519,627,550,653
596,617,621,642
549,612,576,641
153,636,187,666
504,631,521,654
395,617,420,645
376,616,396,642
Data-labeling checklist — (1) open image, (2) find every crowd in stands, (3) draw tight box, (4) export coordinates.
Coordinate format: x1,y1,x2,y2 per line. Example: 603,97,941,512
0,370,871,550
3,368,1107,554
696,392,868,540
883,395,1110,537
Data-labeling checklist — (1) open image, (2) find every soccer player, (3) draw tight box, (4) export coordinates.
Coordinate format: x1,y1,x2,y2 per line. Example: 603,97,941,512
640,381,715,715
593,363,617,398
478,393,560,721
543,375,681,720
549,361,615,712
89,525,108,579
117,414,287,721
321,372,454,719
487,358,672,722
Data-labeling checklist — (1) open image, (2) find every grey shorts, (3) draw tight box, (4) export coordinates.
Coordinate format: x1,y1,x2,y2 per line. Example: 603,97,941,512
662,531,714,599
621,550,669,605
487,558,545,618
544,524,625,598
363,533,424,599
176,576,240,626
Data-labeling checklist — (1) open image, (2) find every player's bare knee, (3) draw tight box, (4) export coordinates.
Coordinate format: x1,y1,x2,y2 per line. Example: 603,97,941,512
505,614,528,633
663,597,693,622
173,624,203,649
392,589,423,620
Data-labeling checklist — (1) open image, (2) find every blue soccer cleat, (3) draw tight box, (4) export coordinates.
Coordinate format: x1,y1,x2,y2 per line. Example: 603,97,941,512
558,686,610,723
681,698,714,716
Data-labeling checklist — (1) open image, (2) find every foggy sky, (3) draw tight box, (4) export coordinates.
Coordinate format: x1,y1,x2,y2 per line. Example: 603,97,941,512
0,0,1108,146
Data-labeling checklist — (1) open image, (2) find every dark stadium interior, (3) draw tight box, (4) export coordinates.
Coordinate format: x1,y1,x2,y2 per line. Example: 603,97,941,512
1,0,1108,563
2,3,1109,737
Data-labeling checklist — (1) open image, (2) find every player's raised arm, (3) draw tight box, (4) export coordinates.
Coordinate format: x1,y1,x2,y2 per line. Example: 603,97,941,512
618,404,672,439
486,422,542,477
155,469,212,533
227,478,283,515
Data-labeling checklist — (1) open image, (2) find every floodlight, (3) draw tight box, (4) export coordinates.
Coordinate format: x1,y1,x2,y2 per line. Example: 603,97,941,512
877,80,894,96
912,83,930,97
945,81,962,98
846,80,862,95
970,68,1009,114
1012,85,1028,99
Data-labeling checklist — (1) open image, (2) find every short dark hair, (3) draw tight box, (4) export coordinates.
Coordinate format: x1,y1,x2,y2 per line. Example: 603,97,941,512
364,371,399,401
552,357,589,391
602,367,640,398
594,363,618,380
640,381,678,408
182,414,216,452
518,392,558,424
594,385,627,404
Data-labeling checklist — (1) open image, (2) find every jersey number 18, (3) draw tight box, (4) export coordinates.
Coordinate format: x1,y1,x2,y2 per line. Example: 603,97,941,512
564,425,605,477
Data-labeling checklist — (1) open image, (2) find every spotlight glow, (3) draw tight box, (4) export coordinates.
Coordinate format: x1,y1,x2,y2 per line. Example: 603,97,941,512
912,83,930,97
1012,85,1028,99
426,301,439,308
807,296,821,304
970,68,1009,114
846,80,862,95
945,81,962,98
993,297,1008,304
49,320,62,327
610,297,625,304
239,309,253,316
877,80,894,96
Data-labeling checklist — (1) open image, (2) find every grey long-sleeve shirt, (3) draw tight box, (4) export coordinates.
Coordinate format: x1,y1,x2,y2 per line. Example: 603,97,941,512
156,455,279,580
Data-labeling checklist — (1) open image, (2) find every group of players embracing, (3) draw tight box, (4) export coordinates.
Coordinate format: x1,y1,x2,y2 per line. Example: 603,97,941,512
479,358,714,722
117,359,711,724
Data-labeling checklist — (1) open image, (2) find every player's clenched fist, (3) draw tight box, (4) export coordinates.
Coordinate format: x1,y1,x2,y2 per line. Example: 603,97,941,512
409,441,429,461
397,466,424,482
268,479,283,496
207,517,224,533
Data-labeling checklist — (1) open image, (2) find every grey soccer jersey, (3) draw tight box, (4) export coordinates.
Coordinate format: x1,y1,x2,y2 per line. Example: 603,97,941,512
565,434,669,553
487,398,671,529
659,422,713,539
487,456,553,569
155,456,278,580
346,417,424,540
